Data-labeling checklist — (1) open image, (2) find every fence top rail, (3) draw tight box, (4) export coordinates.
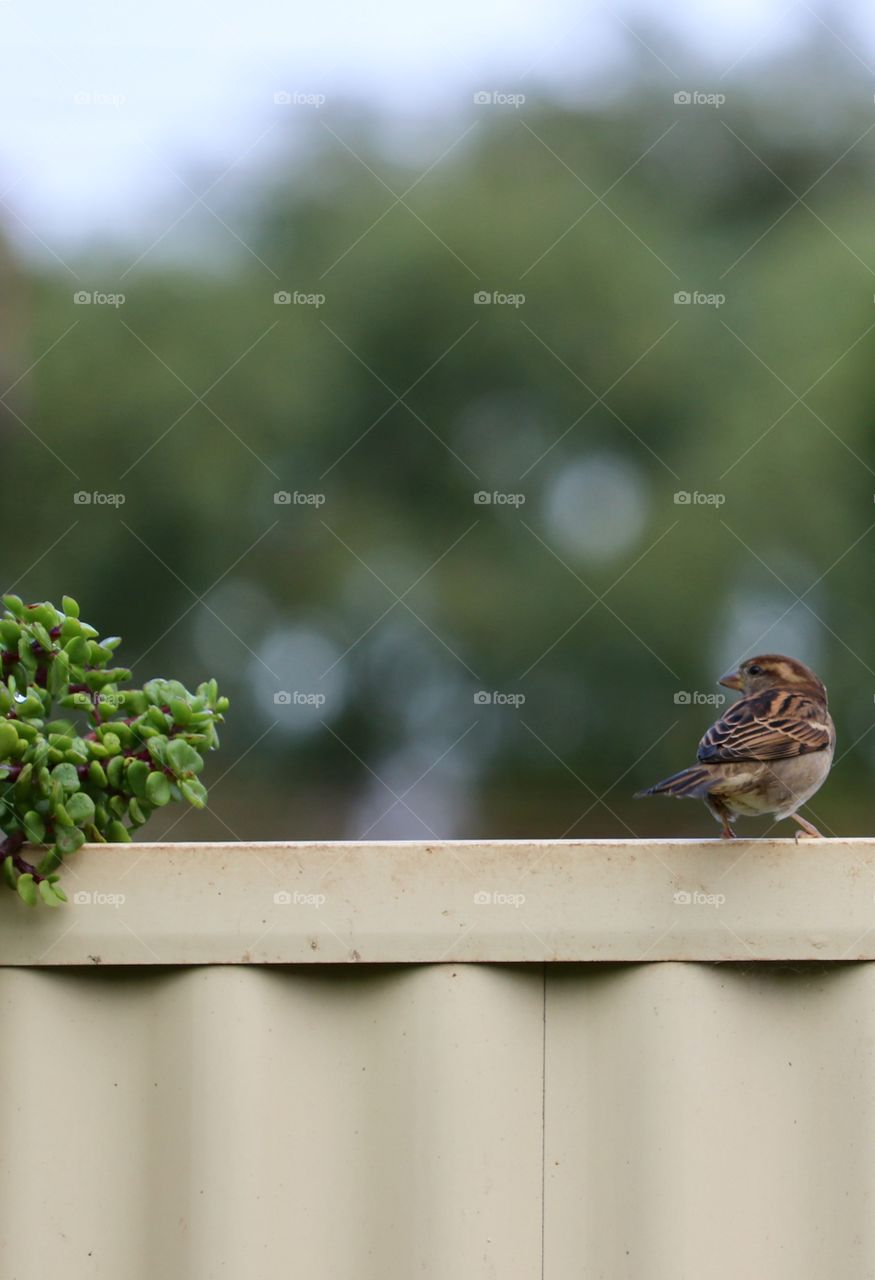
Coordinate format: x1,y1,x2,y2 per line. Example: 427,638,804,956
0,839,872,965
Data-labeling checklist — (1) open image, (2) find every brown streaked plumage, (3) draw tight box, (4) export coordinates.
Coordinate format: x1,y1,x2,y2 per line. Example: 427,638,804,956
636,654,835,839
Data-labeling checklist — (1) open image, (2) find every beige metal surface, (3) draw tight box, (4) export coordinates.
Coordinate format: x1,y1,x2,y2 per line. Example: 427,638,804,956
1,961,873,1279
2,844,874,1278
546,962,875,1279
0,964,545,1279
1,839,875,963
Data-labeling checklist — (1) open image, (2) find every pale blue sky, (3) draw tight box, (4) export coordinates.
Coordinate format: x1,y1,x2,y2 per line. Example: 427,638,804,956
0,0,869,251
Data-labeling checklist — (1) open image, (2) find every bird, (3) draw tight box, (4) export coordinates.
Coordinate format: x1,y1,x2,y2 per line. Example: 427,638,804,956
636,654,835,839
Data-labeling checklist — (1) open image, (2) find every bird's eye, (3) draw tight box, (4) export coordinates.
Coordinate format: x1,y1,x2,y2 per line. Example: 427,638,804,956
748,664,763,675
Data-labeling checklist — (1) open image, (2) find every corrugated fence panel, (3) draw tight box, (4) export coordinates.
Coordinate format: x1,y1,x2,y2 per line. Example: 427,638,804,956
0,965,545,1280
546,963,875,1280
3,845,875,1278
3,963,875,1278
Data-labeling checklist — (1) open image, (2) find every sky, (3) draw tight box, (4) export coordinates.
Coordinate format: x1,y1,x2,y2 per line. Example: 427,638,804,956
0,0,871,251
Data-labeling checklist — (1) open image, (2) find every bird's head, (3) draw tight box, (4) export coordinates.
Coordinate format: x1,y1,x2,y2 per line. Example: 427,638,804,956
718,654,827,700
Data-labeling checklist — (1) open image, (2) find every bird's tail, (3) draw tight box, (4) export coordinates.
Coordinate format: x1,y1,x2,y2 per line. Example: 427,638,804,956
635,766,713,799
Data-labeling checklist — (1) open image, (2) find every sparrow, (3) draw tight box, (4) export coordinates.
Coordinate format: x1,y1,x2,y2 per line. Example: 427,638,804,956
636,654,835,839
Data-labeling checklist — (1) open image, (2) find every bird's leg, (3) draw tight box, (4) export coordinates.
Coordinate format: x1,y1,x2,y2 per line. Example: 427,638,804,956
707,797,736,839
790,813,822,841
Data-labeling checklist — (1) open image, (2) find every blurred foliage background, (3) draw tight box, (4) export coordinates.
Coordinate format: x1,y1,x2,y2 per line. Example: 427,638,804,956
2,26,875,842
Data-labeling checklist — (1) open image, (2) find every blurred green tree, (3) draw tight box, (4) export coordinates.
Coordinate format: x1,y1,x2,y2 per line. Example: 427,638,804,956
3,36,875,840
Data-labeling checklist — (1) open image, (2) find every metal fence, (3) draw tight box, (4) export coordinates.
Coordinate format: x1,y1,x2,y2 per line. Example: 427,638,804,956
1,841,872,1279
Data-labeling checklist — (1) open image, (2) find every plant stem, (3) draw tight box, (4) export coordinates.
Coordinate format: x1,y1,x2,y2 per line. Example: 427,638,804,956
0,830,42,881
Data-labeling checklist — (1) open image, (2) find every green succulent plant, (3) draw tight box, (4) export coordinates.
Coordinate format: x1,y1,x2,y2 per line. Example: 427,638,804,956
0,595,228,906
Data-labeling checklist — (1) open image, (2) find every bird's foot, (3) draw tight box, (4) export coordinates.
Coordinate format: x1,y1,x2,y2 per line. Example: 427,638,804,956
791,814,822,841
720,824,736,840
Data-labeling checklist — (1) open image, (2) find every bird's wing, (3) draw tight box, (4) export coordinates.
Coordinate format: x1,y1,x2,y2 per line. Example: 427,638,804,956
697,690,831,762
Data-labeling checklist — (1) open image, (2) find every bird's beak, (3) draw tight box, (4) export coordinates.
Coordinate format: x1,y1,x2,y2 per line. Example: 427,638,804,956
718,668,743,690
